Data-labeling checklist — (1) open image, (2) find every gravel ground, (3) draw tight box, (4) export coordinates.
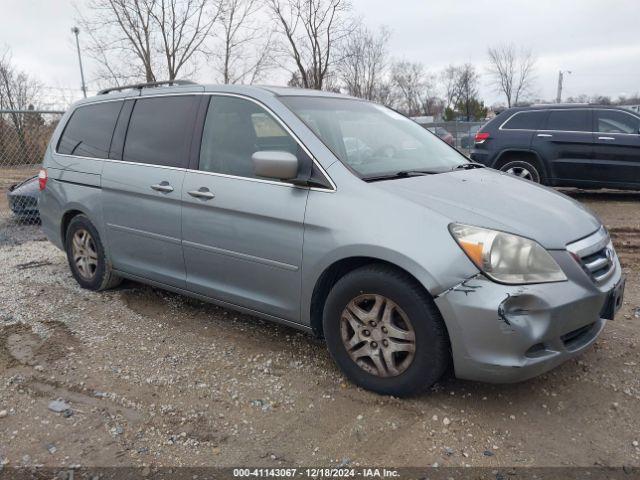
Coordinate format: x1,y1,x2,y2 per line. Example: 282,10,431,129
0,191,638,470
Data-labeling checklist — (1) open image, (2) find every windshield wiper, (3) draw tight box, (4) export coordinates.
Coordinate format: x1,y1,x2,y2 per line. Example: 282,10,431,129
363,169,441,182
453,162,485,170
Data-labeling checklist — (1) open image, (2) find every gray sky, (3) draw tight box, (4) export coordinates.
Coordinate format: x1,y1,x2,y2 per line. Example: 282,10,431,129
2,0,639,108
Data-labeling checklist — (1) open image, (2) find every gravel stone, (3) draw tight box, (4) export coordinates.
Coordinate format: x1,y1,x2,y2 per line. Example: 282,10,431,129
0,210,638,467
48,399,71,413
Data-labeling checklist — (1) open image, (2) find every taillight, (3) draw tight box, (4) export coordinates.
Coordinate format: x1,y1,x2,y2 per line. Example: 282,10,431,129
38,168,48,190
475,132,490,144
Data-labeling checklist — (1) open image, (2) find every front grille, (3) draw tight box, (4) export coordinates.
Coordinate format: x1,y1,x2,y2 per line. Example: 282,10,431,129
567,227,616,284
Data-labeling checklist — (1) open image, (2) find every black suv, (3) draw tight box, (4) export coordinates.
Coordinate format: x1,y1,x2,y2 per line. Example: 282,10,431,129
471,105,640,189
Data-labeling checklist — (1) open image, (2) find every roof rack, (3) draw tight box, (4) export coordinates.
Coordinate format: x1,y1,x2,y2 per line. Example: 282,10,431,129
97,79,198,95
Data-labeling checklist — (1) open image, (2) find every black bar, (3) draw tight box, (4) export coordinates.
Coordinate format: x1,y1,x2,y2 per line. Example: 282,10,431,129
97,80,198,95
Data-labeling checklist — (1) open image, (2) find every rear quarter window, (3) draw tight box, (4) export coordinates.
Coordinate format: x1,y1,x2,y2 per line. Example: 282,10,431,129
57,101,123,158
500,110,546,130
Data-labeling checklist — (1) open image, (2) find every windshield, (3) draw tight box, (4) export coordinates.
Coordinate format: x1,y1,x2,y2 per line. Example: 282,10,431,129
280,96,468,179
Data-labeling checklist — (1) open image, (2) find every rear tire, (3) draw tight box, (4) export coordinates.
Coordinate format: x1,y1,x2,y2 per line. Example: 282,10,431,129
65,215,122,291
498,158,542,183
323,265,450,397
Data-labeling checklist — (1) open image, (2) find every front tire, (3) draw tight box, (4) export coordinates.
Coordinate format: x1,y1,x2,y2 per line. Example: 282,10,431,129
65,215,122,291
323,265,450,396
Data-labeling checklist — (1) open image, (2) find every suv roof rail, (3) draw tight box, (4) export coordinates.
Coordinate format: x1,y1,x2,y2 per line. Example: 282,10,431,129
529,102,590,107
97,79,198,95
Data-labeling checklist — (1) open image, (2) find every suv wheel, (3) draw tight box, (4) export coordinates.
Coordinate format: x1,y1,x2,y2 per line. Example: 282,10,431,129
499,159,542,183
65,215,122,291
323,265,450,396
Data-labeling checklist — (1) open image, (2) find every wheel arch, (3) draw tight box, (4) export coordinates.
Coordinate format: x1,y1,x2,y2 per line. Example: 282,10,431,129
60,208,88,245
494,148,548,181
308,255,439,338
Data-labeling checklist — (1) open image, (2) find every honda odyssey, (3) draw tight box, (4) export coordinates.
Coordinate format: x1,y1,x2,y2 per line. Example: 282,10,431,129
38,81,625,396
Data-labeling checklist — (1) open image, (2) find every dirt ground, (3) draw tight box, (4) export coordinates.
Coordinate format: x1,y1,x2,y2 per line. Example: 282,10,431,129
0,190,638,470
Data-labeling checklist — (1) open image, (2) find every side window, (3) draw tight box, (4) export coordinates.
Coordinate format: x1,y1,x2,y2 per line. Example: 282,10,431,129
199,96,298,179
57,102,122,158
501,111,546,130
595,110,640,134
544,109,591,132
123,96,197,167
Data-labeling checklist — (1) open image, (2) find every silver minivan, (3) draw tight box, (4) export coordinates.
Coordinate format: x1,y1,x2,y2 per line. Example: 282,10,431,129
39,81,625,396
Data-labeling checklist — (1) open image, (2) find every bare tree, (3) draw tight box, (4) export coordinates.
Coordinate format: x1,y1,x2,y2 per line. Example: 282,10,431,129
153,0,221,80
440,63,483,119
389,60,439,116
215,0,274,84
268,0,352,90
617,94,640,106
0,50,42,163
441,64,462,110
79,0,221,85
0,52,40,112
454,63,480,119
337,22,390,100
487,43,536,107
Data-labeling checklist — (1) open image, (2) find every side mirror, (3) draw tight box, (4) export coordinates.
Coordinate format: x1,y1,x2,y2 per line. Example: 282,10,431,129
252,151,299,180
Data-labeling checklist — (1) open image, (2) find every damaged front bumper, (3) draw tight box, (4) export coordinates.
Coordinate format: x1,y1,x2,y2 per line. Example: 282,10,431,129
434,250,622,383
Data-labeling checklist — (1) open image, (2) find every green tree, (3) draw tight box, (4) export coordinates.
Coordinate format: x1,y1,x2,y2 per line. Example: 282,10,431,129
444,98,487,121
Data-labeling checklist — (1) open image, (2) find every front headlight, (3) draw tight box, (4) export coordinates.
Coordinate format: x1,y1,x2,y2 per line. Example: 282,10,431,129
449,223,567,284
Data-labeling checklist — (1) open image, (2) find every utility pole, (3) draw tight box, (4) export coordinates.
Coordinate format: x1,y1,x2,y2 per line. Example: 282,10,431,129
71,26,87,98
556,70,571,103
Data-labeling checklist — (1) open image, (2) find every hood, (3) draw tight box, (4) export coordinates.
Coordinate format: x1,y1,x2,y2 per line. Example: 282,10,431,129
375,168,601,249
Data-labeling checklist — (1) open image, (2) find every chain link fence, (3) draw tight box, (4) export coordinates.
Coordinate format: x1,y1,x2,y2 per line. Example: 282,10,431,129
0,110,64,232
415,121,485,156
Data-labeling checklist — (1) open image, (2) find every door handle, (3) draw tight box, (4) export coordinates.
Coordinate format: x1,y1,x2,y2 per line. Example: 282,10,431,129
188,187,215,200
537,133,553,138
598,136,615,141
150,182,174,193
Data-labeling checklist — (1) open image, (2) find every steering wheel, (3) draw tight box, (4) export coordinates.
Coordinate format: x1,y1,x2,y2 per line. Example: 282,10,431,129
373,144,396,159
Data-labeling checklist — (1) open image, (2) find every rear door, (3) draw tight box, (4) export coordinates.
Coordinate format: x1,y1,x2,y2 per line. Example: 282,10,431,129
181,95,310,321
591,109,640,186
101,95,199,288
531,108,593,185
43,101,123,246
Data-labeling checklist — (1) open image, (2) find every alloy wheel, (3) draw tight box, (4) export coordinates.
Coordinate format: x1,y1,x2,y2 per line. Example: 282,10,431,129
505,166,534,181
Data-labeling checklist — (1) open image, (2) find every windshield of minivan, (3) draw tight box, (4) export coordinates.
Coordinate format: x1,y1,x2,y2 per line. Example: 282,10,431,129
280,96,468,179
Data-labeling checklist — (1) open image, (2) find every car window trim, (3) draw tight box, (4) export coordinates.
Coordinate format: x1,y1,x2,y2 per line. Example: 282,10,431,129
593,108,640,135
500,108,593,133
498,107,640,135
54,91,336,193
55,100,124,159
498,109,548,132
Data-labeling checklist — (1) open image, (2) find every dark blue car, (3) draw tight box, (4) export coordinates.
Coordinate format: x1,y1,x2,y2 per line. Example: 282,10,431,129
7,175,40,221
471,105,640,189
